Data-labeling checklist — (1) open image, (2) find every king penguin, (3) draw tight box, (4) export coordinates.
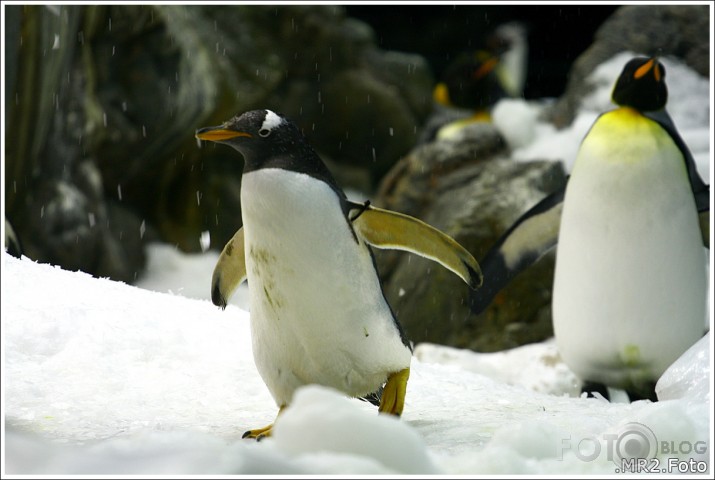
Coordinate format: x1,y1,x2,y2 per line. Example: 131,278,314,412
196,110,482,439
429,22,528,141
469,57,709,401
433,22,528,111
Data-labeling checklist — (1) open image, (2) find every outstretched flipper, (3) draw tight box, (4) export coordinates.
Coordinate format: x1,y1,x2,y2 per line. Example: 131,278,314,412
645,110,710,246
469,187,565,315
348,202,483,290
211,227,247,309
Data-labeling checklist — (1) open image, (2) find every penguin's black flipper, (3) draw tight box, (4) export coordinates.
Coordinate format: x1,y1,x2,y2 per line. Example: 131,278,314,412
698,212,710,247
347,201,483,290
469,187,565,315
211,227,247,309
645,110,709,212
644,110,710,247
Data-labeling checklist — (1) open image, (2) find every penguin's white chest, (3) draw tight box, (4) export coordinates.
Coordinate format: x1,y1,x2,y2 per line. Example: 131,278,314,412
553,110,707,388
239,168,410,406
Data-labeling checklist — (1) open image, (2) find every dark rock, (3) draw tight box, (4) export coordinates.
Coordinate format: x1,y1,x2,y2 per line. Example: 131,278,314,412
4,4,434,281
345,5,620,100
4,219,23,258
378,122,506,218
550,4,710,127
260,10,434,184
103,199,159,282
16,178,102,274
375,123,567,351
13,160,149,283
4,5,149,282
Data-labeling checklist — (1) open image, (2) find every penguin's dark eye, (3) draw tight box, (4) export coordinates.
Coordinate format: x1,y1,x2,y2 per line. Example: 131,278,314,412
259,128,271,137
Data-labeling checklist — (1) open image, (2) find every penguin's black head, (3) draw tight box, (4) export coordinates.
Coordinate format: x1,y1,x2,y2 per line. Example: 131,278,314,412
435,51,505,110
195,109,297,155
196,109,342,191
195,109,318,169
611,57,667,112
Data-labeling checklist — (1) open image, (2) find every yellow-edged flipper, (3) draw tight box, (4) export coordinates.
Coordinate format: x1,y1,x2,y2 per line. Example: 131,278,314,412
211,227,246,309
349,202,483,290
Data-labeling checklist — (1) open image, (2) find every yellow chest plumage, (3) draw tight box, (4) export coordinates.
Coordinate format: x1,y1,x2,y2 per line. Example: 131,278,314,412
576,108,684,169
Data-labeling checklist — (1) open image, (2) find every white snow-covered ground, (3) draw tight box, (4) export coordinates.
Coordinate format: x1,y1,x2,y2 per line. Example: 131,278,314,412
2,53,713,476
2,251,712,475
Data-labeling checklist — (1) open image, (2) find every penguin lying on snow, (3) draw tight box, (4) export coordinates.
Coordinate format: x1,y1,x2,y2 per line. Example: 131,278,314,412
196,110,482,439
470,57,709,401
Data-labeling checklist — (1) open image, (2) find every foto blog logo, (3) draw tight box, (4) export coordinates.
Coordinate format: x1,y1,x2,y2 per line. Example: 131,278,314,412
558,421,709,472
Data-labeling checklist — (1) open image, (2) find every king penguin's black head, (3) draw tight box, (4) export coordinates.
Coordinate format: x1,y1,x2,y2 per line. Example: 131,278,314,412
611,57,667,112
435,50,506,110
195,109,342,192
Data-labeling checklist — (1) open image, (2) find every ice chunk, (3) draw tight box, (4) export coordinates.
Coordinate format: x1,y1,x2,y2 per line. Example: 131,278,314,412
272,385,438,474
656,332,710,404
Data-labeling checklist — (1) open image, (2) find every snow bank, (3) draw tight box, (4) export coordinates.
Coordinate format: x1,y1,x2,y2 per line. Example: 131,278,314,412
414,340,581,397
2,246,712,475
135,242,250,309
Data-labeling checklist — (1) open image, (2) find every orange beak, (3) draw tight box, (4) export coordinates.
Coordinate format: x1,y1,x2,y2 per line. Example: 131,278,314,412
195,127,252,141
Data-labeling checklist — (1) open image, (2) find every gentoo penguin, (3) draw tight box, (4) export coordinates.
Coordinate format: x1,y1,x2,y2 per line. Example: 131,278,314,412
469,57,709,401
196,110,482,439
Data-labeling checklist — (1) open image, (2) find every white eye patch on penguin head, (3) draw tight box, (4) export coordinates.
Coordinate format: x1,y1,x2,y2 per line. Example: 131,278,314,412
258,110,285,137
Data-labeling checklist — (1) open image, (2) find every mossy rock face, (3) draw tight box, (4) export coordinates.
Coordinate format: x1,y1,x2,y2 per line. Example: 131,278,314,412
5,4,434,280
12,161,154,283
375,122,567,352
